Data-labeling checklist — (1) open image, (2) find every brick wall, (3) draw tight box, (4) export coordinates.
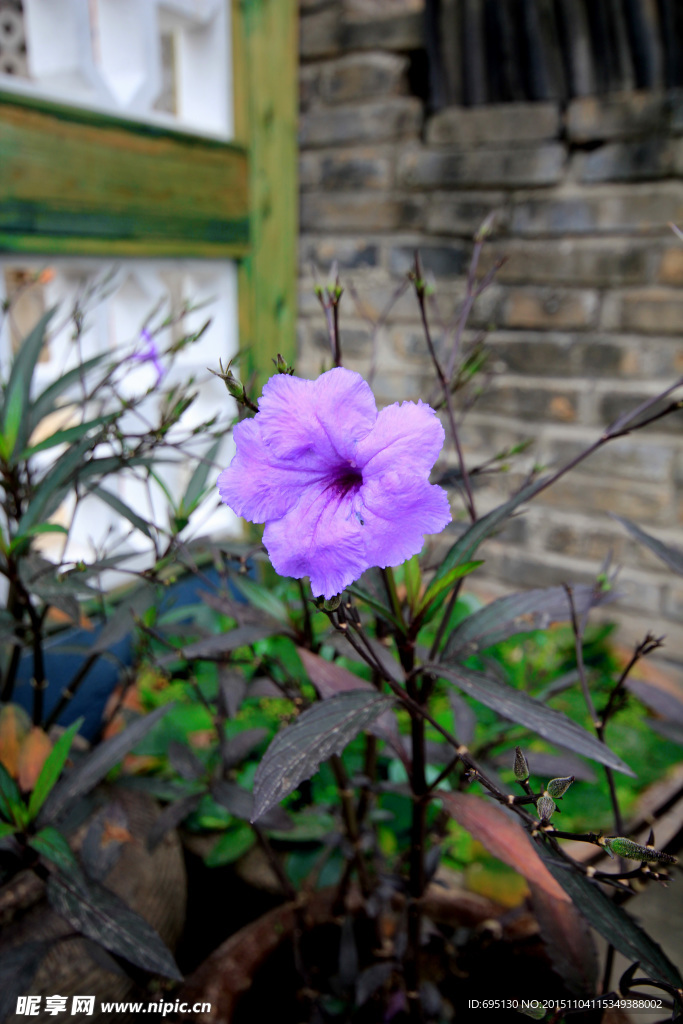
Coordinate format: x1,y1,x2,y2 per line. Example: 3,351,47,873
298,0,683,659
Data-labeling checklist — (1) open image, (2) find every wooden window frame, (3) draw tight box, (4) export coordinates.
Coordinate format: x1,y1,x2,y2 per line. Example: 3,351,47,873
0,0,298,385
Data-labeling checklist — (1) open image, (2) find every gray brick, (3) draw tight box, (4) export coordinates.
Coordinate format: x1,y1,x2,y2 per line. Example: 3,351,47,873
600,392,683,435
398,144,566,190
567,93,671,143
501,287,599,330
475,382,579,423
483,238,658,287
300,192,424,231
511,183,683,236
312,324,370,357
300,7,342,60
300,236,380,270
427,102,560,147
426,192,508,237
340,11,424,52
389,243,468,278
575,138,675,183
303,149,393,190
540,473,673,525
549,437,674,484
487,333,629,378
319,53,408,103
614,288,683,334
300,98,421,147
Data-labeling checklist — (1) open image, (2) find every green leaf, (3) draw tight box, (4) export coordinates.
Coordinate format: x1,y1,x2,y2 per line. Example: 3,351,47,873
404,555,421,613
27,718,83,821
89,485,153,539
416,560,483,622
204,824,255,867
538,842,683,989
180,438,222,513
0,821,17,838
347,583,404,632
2,309,55,460
253,691,395,821
0,761,27,827
431,663,634,776
430,478,546,590
29,826,82,878
30,352,108,429
19,413,116,459
230,573,291,625
8,523,68,555
17,434,96,534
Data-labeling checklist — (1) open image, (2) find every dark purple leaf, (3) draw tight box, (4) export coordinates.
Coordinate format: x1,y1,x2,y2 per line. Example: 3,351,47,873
202,590,281,629
91,585,157,653
492,750,596,784
0,941,51,1022
168,741,205,781
175,624,285,661
528,880,598,996
38,704,173,825
443,584,608,662
252,691,394,821
626,676,683,726
217,667,247,718
211,780,292,830
222,728,268,770
249,676,283,697
356,962,394,1007
449,692,477,746
613,515,683,576
537,842,683,988
47,873,182,980
431,663,633,776
647,718,683,745
147,792,204,852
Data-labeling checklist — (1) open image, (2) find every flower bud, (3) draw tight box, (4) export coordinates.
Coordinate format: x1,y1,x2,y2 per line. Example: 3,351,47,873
536,795,556,821
602,837,677,864
323,594,342,611
513,746,530,781
546,776,574,799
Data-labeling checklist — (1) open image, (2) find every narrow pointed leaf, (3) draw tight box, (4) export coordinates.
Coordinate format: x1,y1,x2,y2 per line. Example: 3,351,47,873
431,478,547,589
442,792,570,902
442,584,607,662
538,842,683,988
38,704,173,825
17,435,97,533
3,308,54,458
20,413,115,459
613,514,683,576
0,760,26,826
29,826,82,878
181,438,222,511
252,691,394,821
348,583,404,631
174,624,286,662
417,560,483,621
90,484,153,539
30,352,107,428
47,873,182,980
230,573,290,625
28,717,83,821
431,663,634,775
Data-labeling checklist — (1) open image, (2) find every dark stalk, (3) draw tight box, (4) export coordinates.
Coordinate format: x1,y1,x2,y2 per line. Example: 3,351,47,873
412,254,476,522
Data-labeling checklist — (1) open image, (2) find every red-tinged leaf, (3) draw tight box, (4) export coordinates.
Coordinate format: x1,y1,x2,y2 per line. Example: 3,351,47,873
528,880,598,996
297,648,403,753
626,671,683,726
18,727,53,801
0,703,31,778
441,792,570,903
252,691,394,822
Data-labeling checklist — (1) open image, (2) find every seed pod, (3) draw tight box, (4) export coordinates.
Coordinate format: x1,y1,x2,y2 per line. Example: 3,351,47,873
546,775,574,799
603,837,677,864
536,794,556,821
514,746,530,781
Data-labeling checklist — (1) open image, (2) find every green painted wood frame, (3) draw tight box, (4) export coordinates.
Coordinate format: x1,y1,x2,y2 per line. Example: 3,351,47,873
0,0,298,383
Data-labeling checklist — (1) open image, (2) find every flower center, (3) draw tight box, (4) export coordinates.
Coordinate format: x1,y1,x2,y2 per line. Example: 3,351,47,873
329,465,363,499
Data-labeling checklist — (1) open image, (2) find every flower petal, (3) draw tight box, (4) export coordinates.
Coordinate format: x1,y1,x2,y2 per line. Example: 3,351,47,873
217,417,329,523
356,400,445,476
263,485,368,599
258,367,377,463
359,472,452,568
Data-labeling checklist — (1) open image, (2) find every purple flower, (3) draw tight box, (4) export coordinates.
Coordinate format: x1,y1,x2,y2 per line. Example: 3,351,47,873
133,329,166,385
217,368,451,599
